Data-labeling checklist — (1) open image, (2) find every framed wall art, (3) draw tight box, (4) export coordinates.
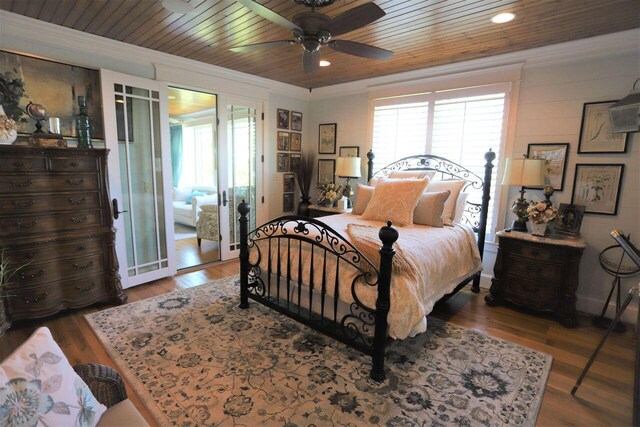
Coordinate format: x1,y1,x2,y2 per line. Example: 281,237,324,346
283,173,295,193
277,153,290,172
277,108,290,129
318,123,337,154
554,203,586,236
290,132,301,151
283,193,294,212
290,153,301,172
526,143,569,191
291,111,303,132
317,159,335,185
277,131,290,151
339,146,359,158
578,101,629,153
571,164,625,215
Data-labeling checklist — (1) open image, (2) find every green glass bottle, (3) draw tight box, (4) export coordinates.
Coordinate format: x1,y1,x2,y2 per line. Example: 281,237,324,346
76,96,93,148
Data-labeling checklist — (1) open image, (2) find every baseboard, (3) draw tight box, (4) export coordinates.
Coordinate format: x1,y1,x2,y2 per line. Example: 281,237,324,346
479,273,492,289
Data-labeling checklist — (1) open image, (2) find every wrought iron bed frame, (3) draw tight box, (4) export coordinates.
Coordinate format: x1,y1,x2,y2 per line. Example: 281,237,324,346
238,150,495,381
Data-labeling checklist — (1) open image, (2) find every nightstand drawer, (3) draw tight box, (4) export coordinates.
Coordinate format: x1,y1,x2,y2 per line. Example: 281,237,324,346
505,279,558,310
508,242,562,261
507,254,563,283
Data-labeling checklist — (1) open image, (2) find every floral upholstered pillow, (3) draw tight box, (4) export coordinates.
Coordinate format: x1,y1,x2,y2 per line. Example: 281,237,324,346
0,327,107,427
361,178,429,226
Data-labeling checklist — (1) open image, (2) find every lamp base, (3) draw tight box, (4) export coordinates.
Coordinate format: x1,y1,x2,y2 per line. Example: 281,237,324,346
511,218,528,232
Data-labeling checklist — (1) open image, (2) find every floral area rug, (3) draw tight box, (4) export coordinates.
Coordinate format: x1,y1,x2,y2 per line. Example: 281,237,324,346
85,275,552,427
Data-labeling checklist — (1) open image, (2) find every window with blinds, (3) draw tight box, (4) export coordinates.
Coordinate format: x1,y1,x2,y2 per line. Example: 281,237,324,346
371,86,508,236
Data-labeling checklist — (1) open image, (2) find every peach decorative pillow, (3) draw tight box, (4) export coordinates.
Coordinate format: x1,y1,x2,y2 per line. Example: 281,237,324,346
452,192,469,224
352,184,374,215
389,170,436,180
426,179,466,226
361,178,429,226
413,190,451,227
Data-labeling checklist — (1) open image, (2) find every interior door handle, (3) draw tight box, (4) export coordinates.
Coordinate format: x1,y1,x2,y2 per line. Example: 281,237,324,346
112,198,128,219
222,191,228,207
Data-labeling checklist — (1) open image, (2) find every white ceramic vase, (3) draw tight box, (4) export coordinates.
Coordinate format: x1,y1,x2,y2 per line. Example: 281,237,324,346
531,222,547,237
0,105,18,145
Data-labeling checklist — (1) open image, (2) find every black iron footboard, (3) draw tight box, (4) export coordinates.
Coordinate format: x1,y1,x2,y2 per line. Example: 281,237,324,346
238,201,398,381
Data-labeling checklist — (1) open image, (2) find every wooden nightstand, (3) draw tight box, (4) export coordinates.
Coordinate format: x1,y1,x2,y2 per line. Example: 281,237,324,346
485,230,586,328
307,204,352,218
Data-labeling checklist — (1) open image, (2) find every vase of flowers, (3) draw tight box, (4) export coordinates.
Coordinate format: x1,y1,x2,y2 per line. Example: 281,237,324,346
0,71,27,145
292,152,315,216
527,201,559,236
318,182,343,206
0,105,18,145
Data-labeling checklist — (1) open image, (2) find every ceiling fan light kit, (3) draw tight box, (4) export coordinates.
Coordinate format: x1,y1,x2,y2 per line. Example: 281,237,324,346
231,0,394,73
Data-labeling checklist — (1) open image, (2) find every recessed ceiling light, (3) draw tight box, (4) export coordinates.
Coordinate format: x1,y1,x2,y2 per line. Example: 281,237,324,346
162,0,195,14
491,12,516,24
319,60,331,67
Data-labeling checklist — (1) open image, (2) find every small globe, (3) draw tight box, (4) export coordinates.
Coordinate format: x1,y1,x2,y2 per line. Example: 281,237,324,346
26,102,47,121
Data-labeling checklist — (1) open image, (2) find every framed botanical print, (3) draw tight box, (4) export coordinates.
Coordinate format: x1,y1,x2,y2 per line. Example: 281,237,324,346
317,159,335,185
277,131,290,151
578,101,629,153
554,203,586,236
526,143,569,191
290,132,302,151
283,173,295,193
318,123,337,154
277,108,290,129
283,193,294,212
571,164,624,215
291,111,303,132
277,153,290,172
339,146,359,158
290,153,301,172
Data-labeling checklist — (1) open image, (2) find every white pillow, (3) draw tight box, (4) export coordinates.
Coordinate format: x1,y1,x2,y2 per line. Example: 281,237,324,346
0,327,107,427
426,180,466,226
173,187,191,201
453,192,469,224
369,170,435,187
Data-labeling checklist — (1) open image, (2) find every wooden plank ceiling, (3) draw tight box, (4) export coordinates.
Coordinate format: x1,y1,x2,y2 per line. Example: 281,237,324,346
2,0,639,89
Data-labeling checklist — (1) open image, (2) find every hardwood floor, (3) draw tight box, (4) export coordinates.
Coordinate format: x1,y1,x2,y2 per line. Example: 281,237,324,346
0,261,635,426
175,236,219,270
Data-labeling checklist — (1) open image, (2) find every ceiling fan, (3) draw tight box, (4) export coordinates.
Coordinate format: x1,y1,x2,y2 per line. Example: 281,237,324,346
230,0,394,73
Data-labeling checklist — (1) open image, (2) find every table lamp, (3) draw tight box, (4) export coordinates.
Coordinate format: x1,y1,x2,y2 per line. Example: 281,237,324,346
502,156,544,232
335,157,361,208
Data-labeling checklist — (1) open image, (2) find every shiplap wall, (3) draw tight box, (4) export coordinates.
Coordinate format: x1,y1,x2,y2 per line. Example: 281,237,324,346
506,52,639,321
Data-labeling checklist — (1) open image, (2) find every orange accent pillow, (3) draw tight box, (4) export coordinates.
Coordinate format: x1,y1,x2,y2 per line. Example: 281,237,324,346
352,184,374,215
361,178,429,226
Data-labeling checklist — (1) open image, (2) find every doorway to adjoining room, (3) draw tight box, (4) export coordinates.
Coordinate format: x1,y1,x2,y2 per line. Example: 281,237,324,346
168,87,220,270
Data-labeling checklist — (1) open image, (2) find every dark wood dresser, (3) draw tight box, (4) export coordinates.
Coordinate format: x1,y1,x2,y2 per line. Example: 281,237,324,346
0,146,125,334
485,230,586,327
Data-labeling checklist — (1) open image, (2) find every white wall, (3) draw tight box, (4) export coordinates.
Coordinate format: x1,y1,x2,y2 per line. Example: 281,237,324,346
506,52,639,321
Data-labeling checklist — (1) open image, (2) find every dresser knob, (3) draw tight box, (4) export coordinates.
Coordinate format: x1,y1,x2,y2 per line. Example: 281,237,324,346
75,283,96,292
12,200,35,209
15,221,38,230
66,178,85,186
23,292,48,304
70,216,88,224
19,269,45,280
10,179,33,188
73,261,94,270
68,197,87,205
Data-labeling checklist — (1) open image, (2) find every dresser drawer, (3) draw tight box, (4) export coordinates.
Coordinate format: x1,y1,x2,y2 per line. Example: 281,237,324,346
0,174,100,194
10,252,105,288
48,157,99,172
0,157,47,172
0,192,101,214
6,284,63,319
506,255,563,283
504,279,558,311
0,211,102,236
5,238,103,266
505,241,563,261
61,274,109,307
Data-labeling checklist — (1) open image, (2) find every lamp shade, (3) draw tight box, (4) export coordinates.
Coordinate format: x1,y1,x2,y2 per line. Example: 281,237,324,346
501,157,544,187
335,157,361,178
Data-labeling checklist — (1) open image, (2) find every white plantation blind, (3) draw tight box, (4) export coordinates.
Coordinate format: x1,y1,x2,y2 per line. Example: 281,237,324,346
371,85,509,236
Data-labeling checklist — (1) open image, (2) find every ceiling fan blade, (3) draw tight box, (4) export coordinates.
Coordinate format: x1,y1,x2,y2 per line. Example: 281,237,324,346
230,40,296,52
328,40,393,60
326,2,385,37
303,49,320,73
236,0,301,31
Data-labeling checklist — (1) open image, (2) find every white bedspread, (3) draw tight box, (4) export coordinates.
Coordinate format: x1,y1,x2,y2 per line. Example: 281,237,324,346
249,214,481,339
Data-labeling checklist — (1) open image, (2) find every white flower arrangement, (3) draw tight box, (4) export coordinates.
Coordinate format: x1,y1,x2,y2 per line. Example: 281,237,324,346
527,201,559,224
318,183,343,204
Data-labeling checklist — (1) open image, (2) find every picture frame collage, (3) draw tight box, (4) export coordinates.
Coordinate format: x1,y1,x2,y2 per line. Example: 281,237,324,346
277,108,303,212
526,100,629,236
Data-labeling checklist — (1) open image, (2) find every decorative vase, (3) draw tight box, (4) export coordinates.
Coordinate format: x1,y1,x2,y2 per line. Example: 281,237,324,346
76,96,93,148
0,105,18,145
297,196,311,216
531,222,547,237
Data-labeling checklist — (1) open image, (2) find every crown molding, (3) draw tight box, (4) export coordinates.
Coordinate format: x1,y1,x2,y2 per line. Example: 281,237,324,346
310,29,640,100
0,11,310,101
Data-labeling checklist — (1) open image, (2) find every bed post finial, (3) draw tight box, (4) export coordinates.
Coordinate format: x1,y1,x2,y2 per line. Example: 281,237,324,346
367,150,375,183
473,149,496,293
371,221,398,382
239,200,251,309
